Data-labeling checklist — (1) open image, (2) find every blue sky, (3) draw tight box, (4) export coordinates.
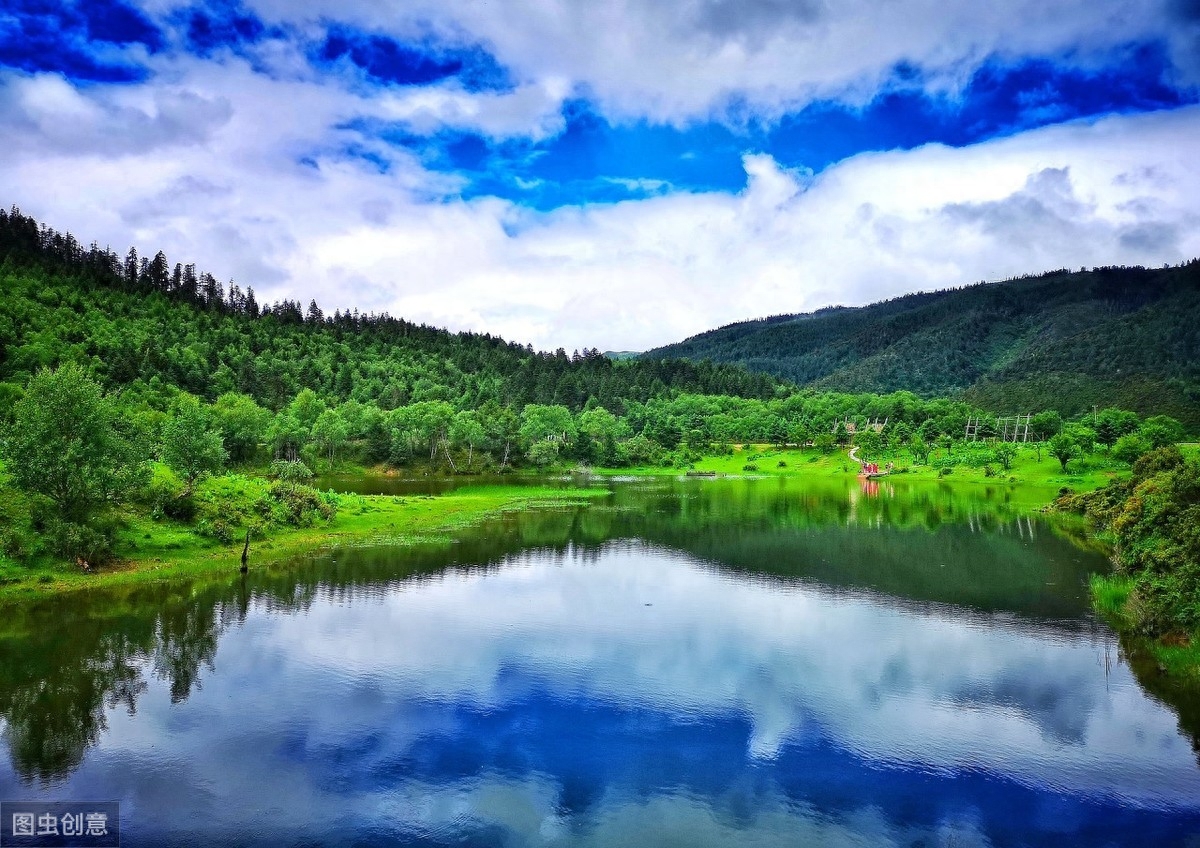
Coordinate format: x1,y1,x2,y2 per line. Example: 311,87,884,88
1,0,1199,349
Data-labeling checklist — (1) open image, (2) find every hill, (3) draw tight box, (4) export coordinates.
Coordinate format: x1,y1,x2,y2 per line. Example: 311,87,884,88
0,207,780,413
644,265,1200,427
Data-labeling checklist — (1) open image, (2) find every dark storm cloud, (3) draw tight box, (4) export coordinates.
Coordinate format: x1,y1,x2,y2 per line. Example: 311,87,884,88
689,0,825,39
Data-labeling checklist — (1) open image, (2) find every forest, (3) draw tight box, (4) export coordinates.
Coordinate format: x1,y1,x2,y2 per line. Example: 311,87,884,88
0,207,1193,588
646,262,1200,427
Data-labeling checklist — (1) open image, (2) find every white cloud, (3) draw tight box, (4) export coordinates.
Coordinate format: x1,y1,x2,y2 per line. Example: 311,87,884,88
3,53,1199,352
232,0,1186,123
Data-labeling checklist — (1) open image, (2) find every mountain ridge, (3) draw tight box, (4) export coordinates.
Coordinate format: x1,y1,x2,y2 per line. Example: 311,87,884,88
644,264,1200,426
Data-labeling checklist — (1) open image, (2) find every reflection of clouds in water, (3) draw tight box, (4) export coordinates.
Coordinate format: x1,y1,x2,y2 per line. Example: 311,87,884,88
370,777,989,848
221,544,1199,809
6,542,1198,846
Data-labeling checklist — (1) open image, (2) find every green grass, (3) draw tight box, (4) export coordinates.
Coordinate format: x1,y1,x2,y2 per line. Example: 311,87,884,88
1089,572,1200,680
0,484,605,602
1089,573,1133,620
595,442,1127,500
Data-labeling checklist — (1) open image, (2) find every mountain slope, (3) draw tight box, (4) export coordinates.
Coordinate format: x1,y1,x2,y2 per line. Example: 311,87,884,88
644,264,1200,424
0,206,781,412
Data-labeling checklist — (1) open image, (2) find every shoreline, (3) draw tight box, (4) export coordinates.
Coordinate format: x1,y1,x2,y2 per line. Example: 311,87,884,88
1,446,1123,604
3,456,1195,683
0,486,606,603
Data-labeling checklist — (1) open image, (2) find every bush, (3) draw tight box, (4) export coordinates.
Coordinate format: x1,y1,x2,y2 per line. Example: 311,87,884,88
1112,433,1151,464
938,466,954,477
777,460,787,468
41,516,114,564
743,463,759,472
1132,445,1185,480
195,518,234,544
1065,451,1200,635
269,459,314,483
267,482,337,527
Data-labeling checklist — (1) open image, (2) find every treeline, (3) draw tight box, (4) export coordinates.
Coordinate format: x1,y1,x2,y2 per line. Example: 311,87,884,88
0,205,1191,566
0,206,780,411
3,353,1183,564
645,261,1200,425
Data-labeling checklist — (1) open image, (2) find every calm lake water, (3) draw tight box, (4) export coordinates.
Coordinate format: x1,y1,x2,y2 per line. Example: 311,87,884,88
3,477,1200,847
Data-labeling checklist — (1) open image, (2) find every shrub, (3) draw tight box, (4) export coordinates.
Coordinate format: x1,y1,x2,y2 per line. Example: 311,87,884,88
41,516,114,564
267,482,337,527
195,518,234,544
743,463,759,472
269,459,314,483
1112,434,1151,464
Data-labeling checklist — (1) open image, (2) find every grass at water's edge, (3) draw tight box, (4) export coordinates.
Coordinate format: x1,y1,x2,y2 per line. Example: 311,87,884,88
5,443,1196,686
0,486,605,603
594,443,1126,489
1089,573,1200,680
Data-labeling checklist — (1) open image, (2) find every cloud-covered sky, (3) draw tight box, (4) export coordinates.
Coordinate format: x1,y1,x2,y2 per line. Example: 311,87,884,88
2,0,1199,350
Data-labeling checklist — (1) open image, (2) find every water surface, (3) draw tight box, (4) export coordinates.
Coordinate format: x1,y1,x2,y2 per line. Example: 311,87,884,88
2,478,1198,846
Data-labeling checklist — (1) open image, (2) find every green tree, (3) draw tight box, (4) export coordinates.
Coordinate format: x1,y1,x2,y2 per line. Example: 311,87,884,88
2,365,139,558
1139,415,1185,449
288,388,327,432
579,407,627,465
1029,411,1063,441
526,438,560,467
268,411,307,461
389,401,455,463
161,394,227,494
908,434,932,464
311,408,350,466
520,404,576,447
992,442,1017,471
449,410,485,470
1112,433,1151,464
477,401,520,467
1046,433,1079,472
854,429,883,457
1062,423,1096,455
212,392,271,464
1094,408,1140,449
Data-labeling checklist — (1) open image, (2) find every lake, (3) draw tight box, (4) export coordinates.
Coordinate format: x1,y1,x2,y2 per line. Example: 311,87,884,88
2,477,1199,847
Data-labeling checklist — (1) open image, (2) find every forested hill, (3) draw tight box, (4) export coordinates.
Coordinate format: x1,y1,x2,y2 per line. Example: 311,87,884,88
644,264,1200,425
0,207,780,411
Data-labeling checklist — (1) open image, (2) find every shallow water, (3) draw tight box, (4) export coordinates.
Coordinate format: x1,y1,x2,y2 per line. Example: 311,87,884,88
2,477,1198,846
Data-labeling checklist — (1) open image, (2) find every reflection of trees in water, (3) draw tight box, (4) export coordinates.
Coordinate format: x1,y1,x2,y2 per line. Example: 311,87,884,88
0,579,251,785
1,631,146,783
1116,631,1200,766
0,477,1193,782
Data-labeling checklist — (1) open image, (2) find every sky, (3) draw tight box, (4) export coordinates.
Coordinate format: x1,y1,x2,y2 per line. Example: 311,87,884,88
2,1,1199,351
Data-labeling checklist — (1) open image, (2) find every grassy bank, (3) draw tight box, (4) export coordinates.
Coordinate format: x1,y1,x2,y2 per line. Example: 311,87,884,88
0,484,604,602
596,443,1127,498
1090,574,1200,680
1065,447,1200,682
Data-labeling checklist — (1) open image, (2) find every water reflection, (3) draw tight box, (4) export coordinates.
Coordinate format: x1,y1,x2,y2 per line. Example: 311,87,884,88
2,478,1198,846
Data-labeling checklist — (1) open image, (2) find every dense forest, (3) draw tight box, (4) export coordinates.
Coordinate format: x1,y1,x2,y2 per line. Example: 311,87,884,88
0,207,1191,567
645,263,1200,427
0,207,781,412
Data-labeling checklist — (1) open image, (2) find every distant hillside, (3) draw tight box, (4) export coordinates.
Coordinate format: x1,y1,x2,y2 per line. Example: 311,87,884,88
644,264,1200,427
0,207,781,411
